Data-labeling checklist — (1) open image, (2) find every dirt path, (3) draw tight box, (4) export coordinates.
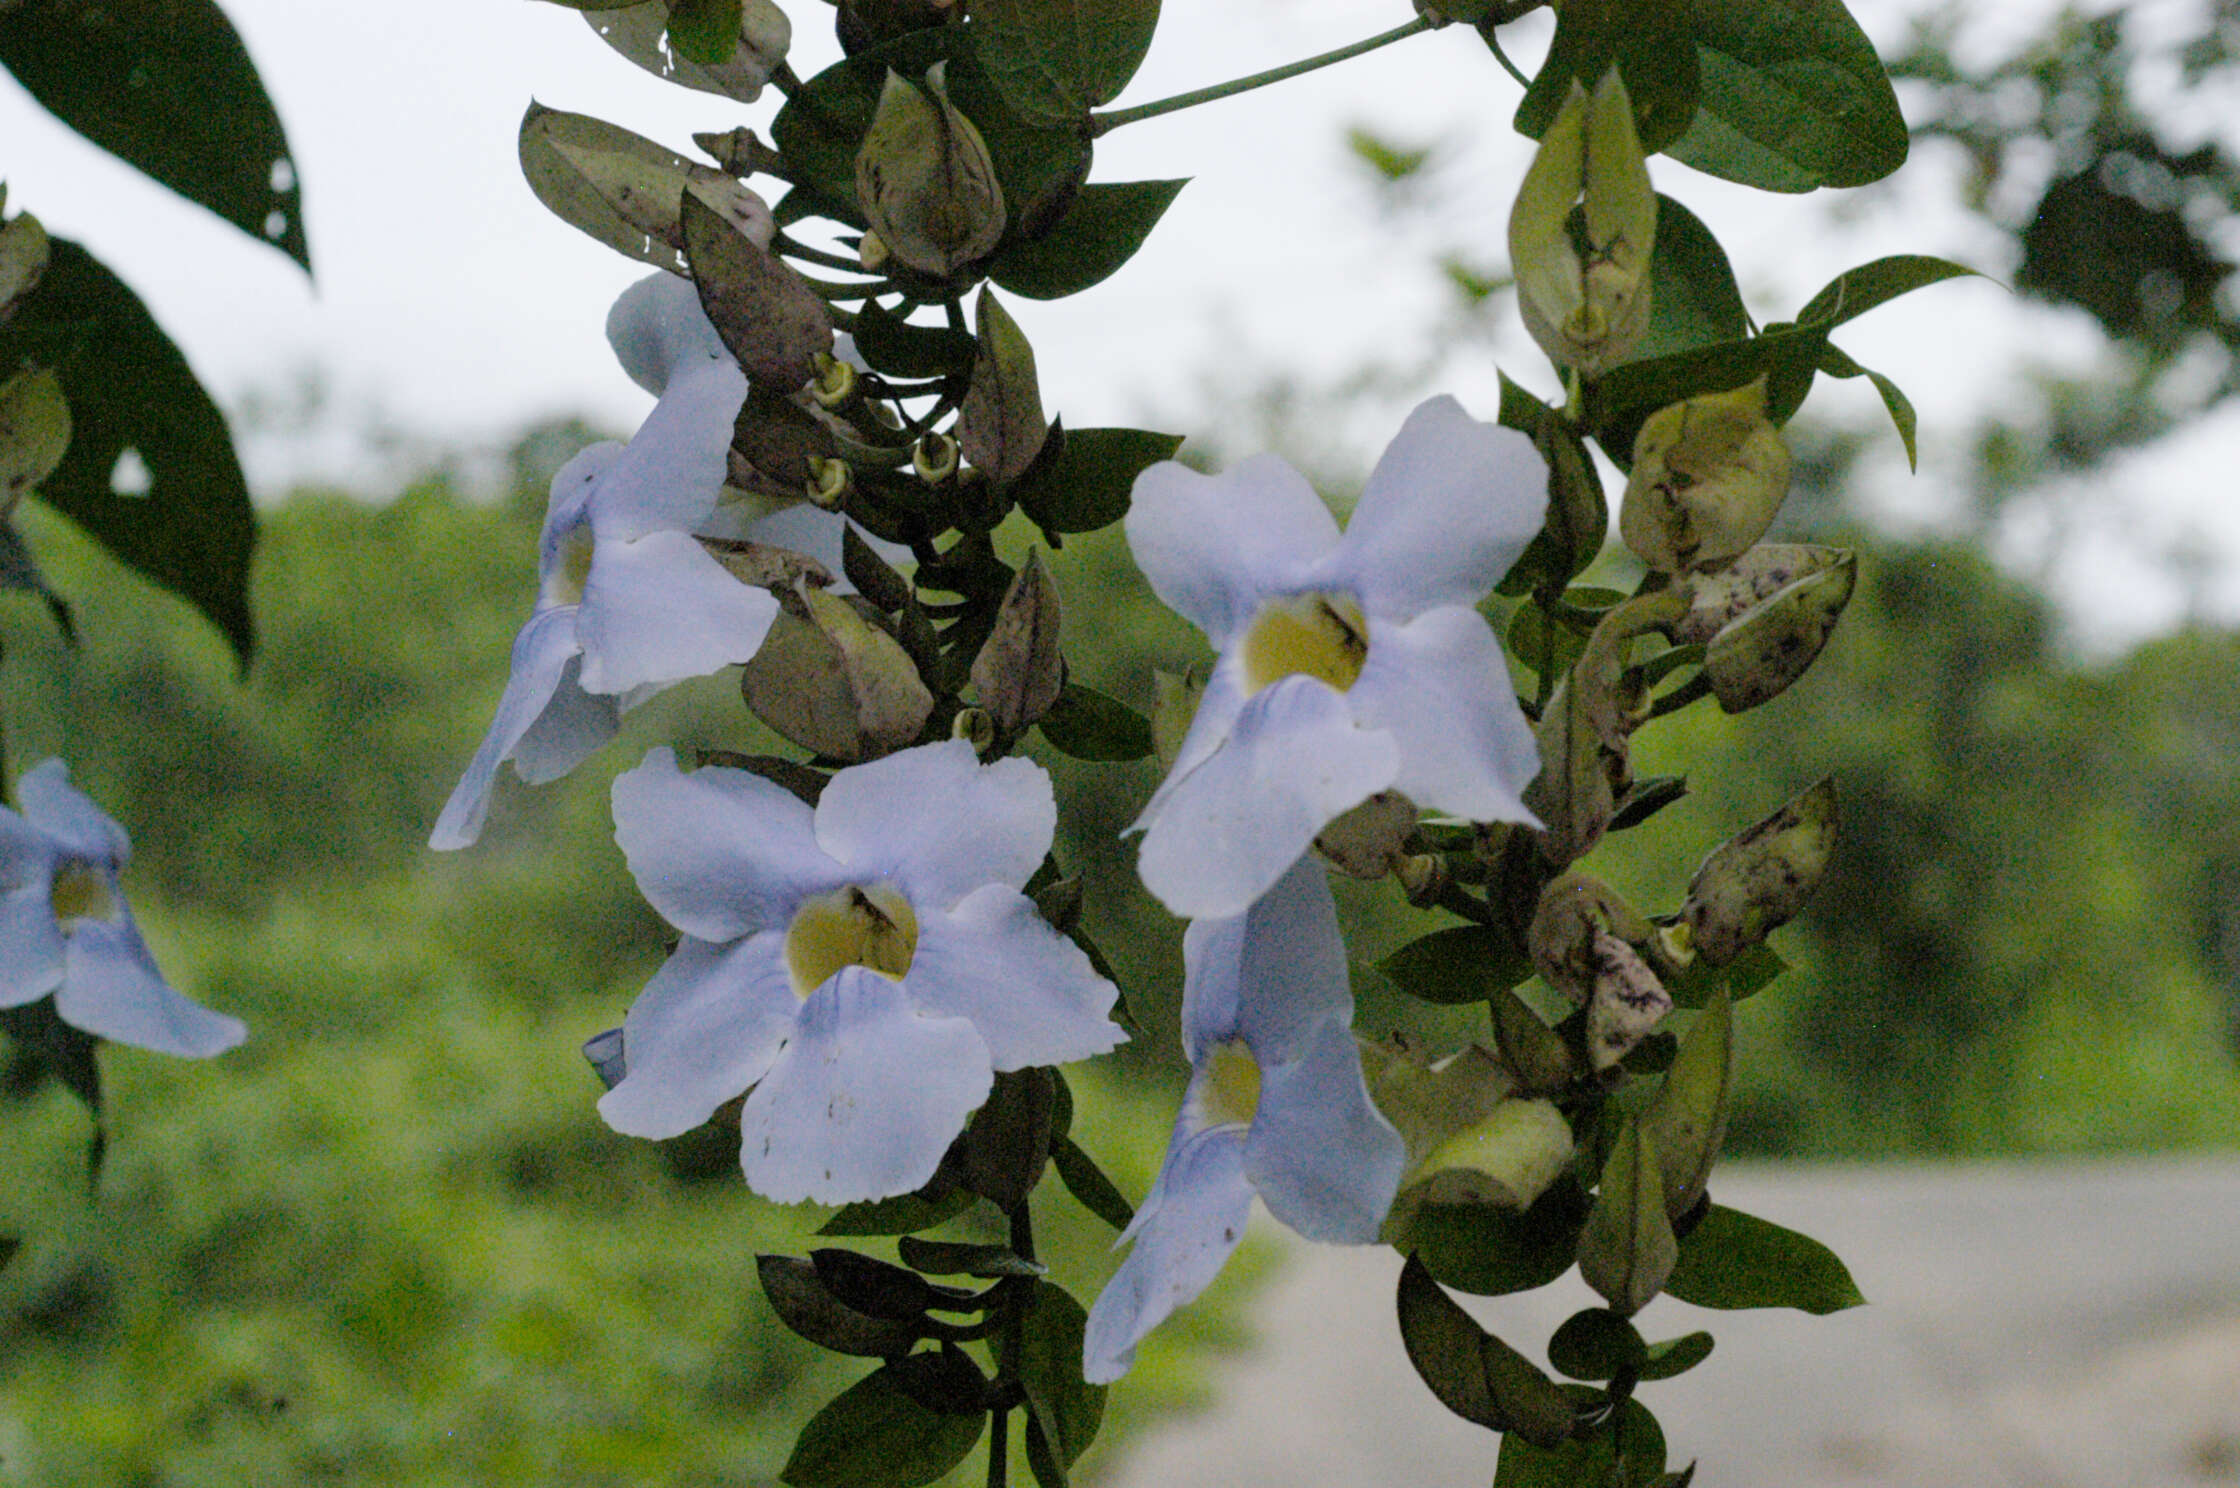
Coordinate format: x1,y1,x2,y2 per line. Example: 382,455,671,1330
1098,1158,2240,1488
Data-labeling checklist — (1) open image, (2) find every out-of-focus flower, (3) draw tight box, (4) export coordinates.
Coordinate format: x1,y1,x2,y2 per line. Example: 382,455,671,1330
1082,857,1404,1383
598,742,1124,1204
0,761,243,1057
431,273,776,849
1124,396,1547,920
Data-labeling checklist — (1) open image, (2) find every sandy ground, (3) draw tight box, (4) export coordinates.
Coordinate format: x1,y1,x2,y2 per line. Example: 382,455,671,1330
1099,1158,2240,1488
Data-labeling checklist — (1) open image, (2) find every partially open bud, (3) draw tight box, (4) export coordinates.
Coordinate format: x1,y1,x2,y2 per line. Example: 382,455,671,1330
955,288,1048,487
1621,377,1793,573
810,353,858,410
1151,668,1203,770
913,431,960,484
1317,791,1417,880
0,206,50,326
1683,777,1837,964
1508,70,1656,377
952,705,996,753
806,457,853,509
740,579,935,761
970,549,1064,734
705,538,835,592
1529,874,1670,1069
1701,554,1856,713
1521,593,1679,866
583,0,791,102
854,63,1006,279
1582,932,1672,1071
0,368,70,513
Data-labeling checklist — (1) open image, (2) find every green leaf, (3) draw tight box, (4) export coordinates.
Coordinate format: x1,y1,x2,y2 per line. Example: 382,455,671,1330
1050,1135,1134,1230
897,1237,1045,1278
782,1359,987,1488
1663,1204,1864,1314
1608,775,1689,832
1661,0,1908,193
758,1254,924,1357
1514,0,1700,154
820,1187,978,1237
810,1248,975,1322
1640,988,1734,1219
0,239,255,662
959,1066,1055,1209
1396,1256,1572,1445
972,0,1162,123
666,0,743,64
1795,255,1979,329
1403,1180,1590,1296
1663,941,1785,1010
1507,599,1591,686
999,1281,1106,1467
1638,1330,1714,1381
1546,1307,1646,1382
1630,195,1748,364
1012,426,1182,535
0,520,75,642
853,300,980,380
1495,1397,1666,1488
1381,924,1534,1006
0,0,308,271
771,29,1093,236
990,179,1186,300
1578,1120,1677,1316
1036,682,1152,760
518,102,696,272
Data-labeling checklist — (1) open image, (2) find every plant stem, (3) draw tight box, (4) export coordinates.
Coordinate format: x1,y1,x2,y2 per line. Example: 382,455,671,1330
776,232,876,276
986,1406,1010,1488
1088,16,1438,137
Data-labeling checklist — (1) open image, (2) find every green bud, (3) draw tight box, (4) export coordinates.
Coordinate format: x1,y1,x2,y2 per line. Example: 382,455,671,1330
739,579,935,762
1151,667,1204,771
1315,790,1416,880
1621,377,1793,573
1529,874,1669,1069
1683,777,1838,965
0,368,70,513
1583,930,1672,1071
1394,852,1449,908
853,62,1006,278
955,288,1048,488
1508,69,1656,377
1393,1097,1575,1228
1701,554,1857,712
1673,543,1851,645
1522,592,1680,867
0,207,49,327
857,230,891,273
1578,1119,1677,1317
969,548,1065,734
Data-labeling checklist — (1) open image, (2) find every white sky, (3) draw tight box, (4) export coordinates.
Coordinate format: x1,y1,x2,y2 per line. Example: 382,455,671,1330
2,0,2235,647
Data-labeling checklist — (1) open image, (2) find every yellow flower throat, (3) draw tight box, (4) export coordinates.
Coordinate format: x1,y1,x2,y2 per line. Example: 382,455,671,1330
784,883,919,999
1240,592,1369,695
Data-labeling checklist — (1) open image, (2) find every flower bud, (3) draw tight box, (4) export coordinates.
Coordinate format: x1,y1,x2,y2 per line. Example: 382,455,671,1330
858,230,891,273
0,368,71,514
1583,931,1671,1071
1683,777,1837,965
1394,852,1449,908
1317,791,1417,880
1701,554,1856,712
913,431,960,484
806,456,853,509
956,288,1048,488
951,705,996,753
854,63,1006,279
969,548,1064,734
1151,667,1203,770
0,206,50,326
810,353,858,409
1390,1097,1575,1234
1529,874,1670,1070
1508,70,1656,377
1621,377,1793,573
739,579,935,761
1673,543,1850,645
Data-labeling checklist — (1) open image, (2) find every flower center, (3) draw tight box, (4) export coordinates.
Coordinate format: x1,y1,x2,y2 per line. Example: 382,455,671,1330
51,862,118,927
784,883,919,1000
1198,1039,1263,1130
543,524,597,608
1239,592,1369,696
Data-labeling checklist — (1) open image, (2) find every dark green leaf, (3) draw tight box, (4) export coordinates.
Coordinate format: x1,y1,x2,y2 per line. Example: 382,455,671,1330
1630,196,1748,363
1663,1204,1864,1313
1495,376,1605,593
1396,1252,1504,1430
853,300,980,380
1514,0,1699,154
683,190,833,390
1795,255,1979,329
1012,426,1182,535
821,1187,979,1237
1641,989,1734,1218
960,1066,1055,1209
0,0,308,270
991,179,1186,300
810,1248,973,1321
1508,599,1592,685
897,1236,1046,1278
1403,1180,1590,1296
1050,1135,1134,1230
0,998,100,1117
1000,1281,1106,1466
1036,682,1152,760
0,520,76,642
972,0,1161,123
1547,1307,1646,1382
1381,924,1533,1006
1815,340,1922,470
0,1235,18,1274
782,1360,987,1488
666,0,743,64
0,240,255,662
887,1347,994,1414
1578,1120,1677,1316
758,1254,924,1356
1638,1330,1714,1381
1495,1398,1666,1488
1661,0,1908,193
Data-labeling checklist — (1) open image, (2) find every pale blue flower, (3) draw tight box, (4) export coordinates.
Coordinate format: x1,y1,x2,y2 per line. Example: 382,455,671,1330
0,761,244,1057
1124,396,1550,920
432,272,778,849
1082,855,1404,1383
598,741,1125,1204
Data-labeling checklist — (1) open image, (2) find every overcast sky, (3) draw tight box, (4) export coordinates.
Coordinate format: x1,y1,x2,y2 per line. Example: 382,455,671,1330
3,0,2236,646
